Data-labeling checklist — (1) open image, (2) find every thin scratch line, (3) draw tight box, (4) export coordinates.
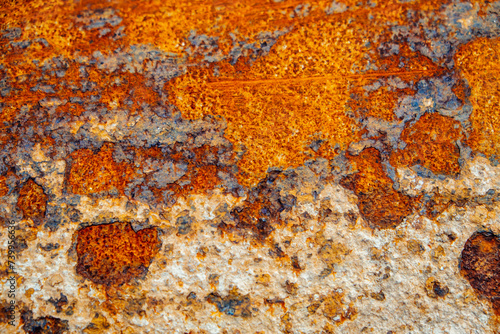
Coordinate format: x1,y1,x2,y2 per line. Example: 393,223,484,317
206,69,444,86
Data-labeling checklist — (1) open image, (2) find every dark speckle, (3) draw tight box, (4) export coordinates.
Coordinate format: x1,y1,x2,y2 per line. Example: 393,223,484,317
21,310,69,334
176,211,193,235
48,293,68,313
39,243,60,252
269,243,285,258
425,277,449,298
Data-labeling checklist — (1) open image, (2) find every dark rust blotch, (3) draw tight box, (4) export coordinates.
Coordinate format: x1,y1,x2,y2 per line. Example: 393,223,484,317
460,231,500,314
21,310,69,334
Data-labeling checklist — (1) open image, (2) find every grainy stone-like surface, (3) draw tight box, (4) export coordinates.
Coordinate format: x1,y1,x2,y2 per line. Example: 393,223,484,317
1,0,500,333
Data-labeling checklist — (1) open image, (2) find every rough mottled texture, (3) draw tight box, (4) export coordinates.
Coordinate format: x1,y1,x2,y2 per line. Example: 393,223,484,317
1,0,500,333
76,222,161,287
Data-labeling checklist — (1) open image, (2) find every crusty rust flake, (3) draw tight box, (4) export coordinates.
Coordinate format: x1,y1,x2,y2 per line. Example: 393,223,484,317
460,231,500,314
17,179,47,222
340,147,413,228
76,222,161,287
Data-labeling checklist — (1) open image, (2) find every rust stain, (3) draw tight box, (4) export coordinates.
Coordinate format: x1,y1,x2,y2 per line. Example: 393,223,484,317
17,179,47,222
460,231,500,315
341,147,413,228
322,291,358,325
67,142,135,196
76,222,161,287
206,287,252,317
456,38,500,159
137,144,230,206
167,13,370,187
220,171,294,242
391,113,464,176
0,176,8,197
424,277,449,299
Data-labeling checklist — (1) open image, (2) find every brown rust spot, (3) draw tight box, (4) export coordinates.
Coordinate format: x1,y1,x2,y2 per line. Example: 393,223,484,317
255,274,271,287
76,222,161,287
67,142,135,196
390,112,464,176
0,300,14,324
173,145,226,196
424,277,449,299
431,245,446,262
370,290,386,301
17,179,47,222
136,144,230,206
284,280,298,296
407,239,425,255
340,147,413,228
460,231,500,315
265,297,286,316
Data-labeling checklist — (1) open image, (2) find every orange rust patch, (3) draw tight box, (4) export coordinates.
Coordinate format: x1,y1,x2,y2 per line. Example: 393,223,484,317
341,147,413,228
349,85,402,122
140,145,227,205
189,165,219,193
455,38,500,158
17,179,47,222
167,13,371,186
390,113,464,176
460,231,500,315
0,176,8,197
174,145,225,196
76,222,161,287
67,143,135,196
167,63,361,187
165,0,451,187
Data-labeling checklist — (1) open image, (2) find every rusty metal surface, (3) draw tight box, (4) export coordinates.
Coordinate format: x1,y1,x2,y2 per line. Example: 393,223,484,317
1,0,500,333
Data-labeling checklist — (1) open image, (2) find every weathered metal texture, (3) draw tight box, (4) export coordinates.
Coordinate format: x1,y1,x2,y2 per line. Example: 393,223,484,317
1,0,500,333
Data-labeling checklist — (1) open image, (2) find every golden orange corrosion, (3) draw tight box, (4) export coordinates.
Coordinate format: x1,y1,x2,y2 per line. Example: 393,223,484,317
456,37,500,159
